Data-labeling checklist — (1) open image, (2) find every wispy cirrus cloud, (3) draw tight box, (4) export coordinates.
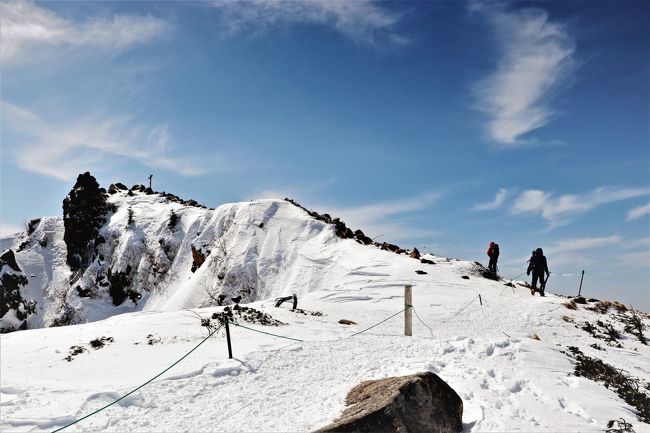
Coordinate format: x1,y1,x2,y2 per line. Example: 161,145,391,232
510,186,649,228
2,101,207,181
503,235,622,269
471,2,575,146
0,0,168,65
626,203,650,221
473,188,508,210
210,0,408,48
545,235,622,255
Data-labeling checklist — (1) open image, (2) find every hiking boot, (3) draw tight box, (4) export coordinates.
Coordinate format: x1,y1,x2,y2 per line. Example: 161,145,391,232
540,290,545,297
530,289,535,295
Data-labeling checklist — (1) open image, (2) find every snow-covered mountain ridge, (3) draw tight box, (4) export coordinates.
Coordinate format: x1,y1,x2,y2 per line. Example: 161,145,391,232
1,180,649,432
0,182,445,332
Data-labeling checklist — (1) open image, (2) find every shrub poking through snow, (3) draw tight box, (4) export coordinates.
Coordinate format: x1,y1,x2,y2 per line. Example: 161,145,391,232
228,305,284,326
605,418,635,433
581,320,622,347
587,300,628,314
564,301,577,310
566,346,650,423
617,311,648,345
127,207,134,226
89,336,114,349
64,345,86,362
168,209,179,230
146,334,161,345
292,308,324,317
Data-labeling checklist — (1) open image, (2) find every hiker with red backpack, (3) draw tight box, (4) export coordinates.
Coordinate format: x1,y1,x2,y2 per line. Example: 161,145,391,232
486,242,499,273
527,248,550,296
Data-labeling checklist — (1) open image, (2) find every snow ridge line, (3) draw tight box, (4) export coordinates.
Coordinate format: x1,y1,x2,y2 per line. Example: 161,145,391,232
50,324,224,433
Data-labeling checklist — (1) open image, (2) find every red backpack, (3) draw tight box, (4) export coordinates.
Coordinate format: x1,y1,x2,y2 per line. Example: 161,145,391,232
487,242,494,257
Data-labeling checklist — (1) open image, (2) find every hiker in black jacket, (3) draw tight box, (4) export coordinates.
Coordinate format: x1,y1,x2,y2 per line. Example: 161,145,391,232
527,248,550,296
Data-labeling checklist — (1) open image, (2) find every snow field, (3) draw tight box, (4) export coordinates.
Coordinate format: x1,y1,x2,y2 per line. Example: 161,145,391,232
2,275,649,432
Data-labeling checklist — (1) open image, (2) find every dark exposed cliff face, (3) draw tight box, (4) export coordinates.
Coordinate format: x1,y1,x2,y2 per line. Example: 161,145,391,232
0,249,36,333
62,172,110,272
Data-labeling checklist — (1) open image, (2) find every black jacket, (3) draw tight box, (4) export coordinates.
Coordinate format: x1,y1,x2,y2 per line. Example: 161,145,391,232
527,254,549,275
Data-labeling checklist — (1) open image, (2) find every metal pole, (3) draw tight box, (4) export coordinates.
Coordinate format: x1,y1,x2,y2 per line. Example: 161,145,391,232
479,294,482,306
224,315,233,359
578,270,585,297
405,285,412,336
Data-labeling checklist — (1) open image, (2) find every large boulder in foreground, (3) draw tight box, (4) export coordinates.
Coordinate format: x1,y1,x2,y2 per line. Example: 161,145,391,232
316,372,462,433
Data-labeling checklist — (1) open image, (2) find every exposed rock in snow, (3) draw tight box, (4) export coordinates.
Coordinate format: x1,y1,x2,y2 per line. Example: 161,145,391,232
317,372,463,433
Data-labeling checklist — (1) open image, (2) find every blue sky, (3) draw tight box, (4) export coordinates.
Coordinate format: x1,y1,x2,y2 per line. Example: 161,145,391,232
1,1,648,309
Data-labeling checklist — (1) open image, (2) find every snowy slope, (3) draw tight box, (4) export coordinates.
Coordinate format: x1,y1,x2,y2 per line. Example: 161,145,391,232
1,190,649,432
2,190,390,329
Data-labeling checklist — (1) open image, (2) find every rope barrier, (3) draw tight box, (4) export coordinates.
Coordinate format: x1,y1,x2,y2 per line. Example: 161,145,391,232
228,320,304,342
51,324,223,433
450,295,480,318
410,305,434,337
348,308,406,337
50,293,494,431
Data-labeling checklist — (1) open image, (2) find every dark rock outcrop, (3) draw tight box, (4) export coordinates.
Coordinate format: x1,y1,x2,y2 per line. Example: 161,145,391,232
0,250,21,273
409,248,421,259
316,372,463,433
0,250,36,333
421,258,435,265
191,245,206,273
62,172,110,271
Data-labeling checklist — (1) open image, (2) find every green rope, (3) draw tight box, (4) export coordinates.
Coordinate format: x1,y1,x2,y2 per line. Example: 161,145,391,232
450,295,480,318
228,320,304,342
348,308,406,337
51,324,222,433
410,306,434,337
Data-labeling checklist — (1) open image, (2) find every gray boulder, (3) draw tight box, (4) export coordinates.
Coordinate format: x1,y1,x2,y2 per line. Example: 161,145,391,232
316,372,462,433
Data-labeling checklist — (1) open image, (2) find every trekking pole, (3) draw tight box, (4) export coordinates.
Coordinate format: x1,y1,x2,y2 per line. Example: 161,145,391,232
577,270,585,297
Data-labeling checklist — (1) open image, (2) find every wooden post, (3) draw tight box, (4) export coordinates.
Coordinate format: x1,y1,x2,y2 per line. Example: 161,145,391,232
224,315,233,359
578,270,585,297
405,285,412,337
148,174,153,190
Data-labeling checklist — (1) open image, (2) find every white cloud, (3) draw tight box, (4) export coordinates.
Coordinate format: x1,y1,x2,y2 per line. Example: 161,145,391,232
626,203,650,221
323,193,442,242
473,188,508,210
545,235,622,255
471,3,575,146
622,237,650,250
0,221,23,237
0,0,167,65
1,101,206,181
210,0,407,47
511,186,649,227
617,250,650,268
502,235,622,269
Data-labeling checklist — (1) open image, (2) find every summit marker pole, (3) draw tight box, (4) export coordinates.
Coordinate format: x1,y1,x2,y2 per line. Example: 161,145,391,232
578,270,585,297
